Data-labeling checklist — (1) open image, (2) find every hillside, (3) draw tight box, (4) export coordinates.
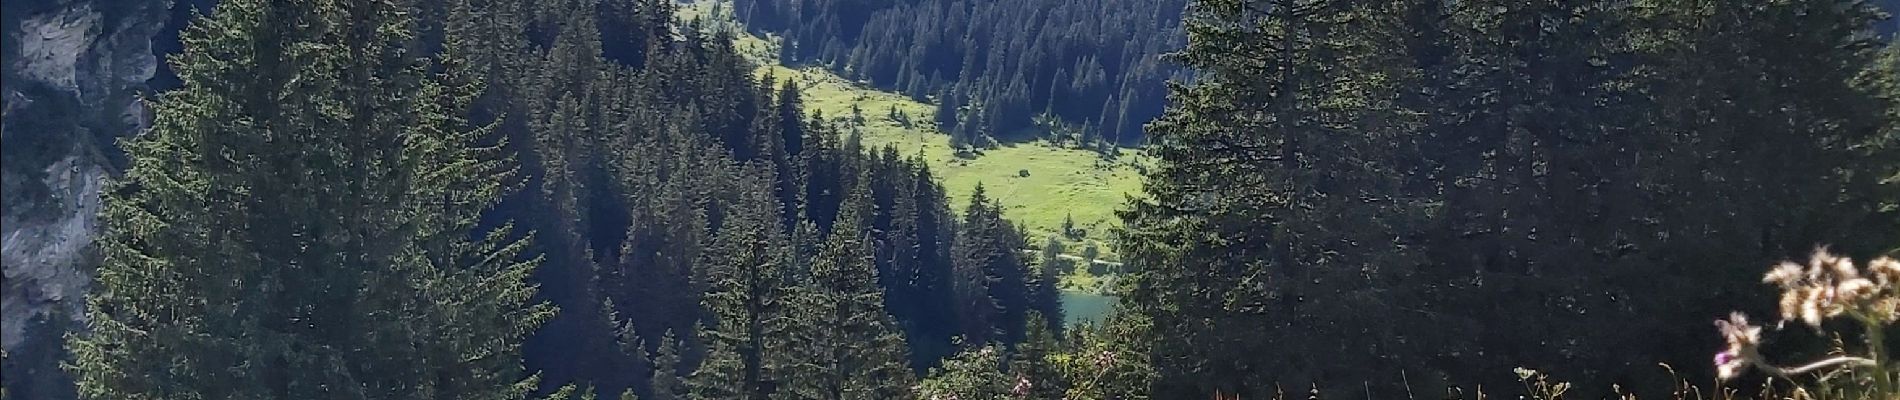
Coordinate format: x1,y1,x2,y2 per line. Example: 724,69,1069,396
728,0,1184,147
686,0,1147,267
11,1,1899,400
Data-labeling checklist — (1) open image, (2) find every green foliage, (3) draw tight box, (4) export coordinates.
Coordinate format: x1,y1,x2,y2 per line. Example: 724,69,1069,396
648,330,689,400
550,384,601,400
691,338,751,400
1031,238,1068,328
1859,42,1900,243
694,168,796,400
57,0,1900,398
774,183,917,400
1118,0,1899,396
1054,313,1153,400
732,0,1182,144
65,0,551,399
917,345,1011,400
1011,311,1067,400
1119,0,1429,394
733,51,1147,251
953,184,1040,345
48,0,1096,398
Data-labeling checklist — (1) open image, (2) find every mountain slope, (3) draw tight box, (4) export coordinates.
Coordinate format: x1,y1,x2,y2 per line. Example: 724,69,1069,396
688,1,1146,259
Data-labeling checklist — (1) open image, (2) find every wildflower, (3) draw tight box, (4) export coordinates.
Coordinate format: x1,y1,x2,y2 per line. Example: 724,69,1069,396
1764,261,1805,287
1011,374,1032,397
1762,248,1900,328
1714,351,1735,367
1714,312,1762,381
1871,257,1900,281
1716,249,1895,385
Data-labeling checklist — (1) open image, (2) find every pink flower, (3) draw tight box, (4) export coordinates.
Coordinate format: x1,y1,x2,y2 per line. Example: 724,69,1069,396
1714,313,1761,380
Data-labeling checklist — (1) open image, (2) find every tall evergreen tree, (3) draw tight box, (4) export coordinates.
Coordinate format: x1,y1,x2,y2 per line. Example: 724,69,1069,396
893,161,965,368
516,0,643,391
1118,0,1433,395
951,184,1034,345
691,341,748,400
1029,239,1065,332
647,329,690,400
950,185,1003,344
694,166,796,400
916,345,1009,400
607,108,727,372
934,89,959,138
1118,0,1900,395
1864,43,1900,238
778,81,808,161
67,0,551,398
1010,311,1066,400
799,115,846,231
775,182,917,400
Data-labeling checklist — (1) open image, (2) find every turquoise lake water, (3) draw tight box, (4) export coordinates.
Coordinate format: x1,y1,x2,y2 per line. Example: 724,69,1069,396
1059,290,1117,327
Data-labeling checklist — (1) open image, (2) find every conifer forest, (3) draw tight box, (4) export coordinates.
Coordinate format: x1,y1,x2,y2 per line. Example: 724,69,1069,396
2,0,1900,399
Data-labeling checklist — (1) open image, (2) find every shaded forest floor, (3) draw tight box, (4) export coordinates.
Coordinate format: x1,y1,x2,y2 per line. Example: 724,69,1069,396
681,0,1145,293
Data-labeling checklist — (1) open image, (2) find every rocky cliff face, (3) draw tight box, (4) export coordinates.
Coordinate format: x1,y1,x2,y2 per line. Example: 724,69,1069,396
1,0,168,397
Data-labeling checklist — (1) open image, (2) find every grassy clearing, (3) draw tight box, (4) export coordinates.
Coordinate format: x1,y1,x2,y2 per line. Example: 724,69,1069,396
685,1,1147,286
754,63,1146,255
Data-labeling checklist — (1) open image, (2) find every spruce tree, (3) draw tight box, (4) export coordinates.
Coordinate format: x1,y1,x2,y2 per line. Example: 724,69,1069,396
799,115,844,230
952,184,1033,345
778,81,808,159
897,161,963,366
1118,0,1429,395
916,345,1009,400
950,185,1004,344
648,330,689,400
1011,311,1066,400
694,166,795,400
684,320,741,400
775,182,916,400
519,0,640,389
1584,1,1900,384
1029,239,1066,331
67,0,550,398
1864,43,1900,236
934,89,959,136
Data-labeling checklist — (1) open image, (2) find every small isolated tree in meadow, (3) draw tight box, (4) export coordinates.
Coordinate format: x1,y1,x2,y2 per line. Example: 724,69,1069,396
1082,243,1101,274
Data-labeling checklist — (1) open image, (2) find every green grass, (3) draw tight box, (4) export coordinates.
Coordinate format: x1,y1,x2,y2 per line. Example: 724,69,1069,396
684,1,1147,286
755,63,1146,252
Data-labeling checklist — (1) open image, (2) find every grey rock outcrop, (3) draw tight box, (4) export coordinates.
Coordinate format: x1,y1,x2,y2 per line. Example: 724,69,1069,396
2,0,169,397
